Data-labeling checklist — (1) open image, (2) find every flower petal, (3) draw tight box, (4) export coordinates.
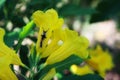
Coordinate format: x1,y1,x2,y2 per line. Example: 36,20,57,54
70,64,94,75
45,29,89,65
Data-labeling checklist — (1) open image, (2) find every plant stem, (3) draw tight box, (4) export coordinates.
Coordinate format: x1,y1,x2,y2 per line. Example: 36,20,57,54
15,38,23,53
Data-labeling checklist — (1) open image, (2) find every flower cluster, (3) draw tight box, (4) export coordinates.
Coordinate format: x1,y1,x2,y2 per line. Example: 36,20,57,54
0,9,89,80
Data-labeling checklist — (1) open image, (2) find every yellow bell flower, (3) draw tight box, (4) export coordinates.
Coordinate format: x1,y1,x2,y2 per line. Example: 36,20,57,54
45,28,89,65
32,9,89,65
0,28,24,80
70,64,94,76
86,45,114,77
32,9,64,55
70,45,114,77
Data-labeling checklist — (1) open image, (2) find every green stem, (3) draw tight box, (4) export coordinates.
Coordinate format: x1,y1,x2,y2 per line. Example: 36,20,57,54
15,70,28,80
23,64,36,80
15,38,23,53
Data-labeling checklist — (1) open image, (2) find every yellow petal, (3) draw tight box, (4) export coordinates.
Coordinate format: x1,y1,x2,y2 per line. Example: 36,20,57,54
32,10,48,30
0,66,18,80
11,53,25,66
33,9,64,56
45,9,58,25
41,28,66,58
0,54,18,80
45,29,89,65
0,28,25,80
87,45,114,77
32,9,63,31
0,28,5,42
36,28,43,54
0,34,24,66
70,64,94,76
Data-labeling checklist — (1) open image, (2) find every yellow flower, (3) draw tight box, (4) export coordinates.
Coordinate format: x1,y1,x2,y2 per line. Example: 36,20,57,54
0,28,24,80
33,9,63,30
45,28,89,65
32,9,64,54
86,45,114,77
32,9,89,65
0,54,18,80
70,64,94,76
70,45,114,77
41,27,66,58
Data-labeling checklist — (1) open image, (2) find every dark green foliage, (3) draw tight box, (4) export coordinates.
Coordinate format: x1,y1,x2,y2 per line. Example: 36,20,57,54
0,0,96,29
90,0,120,23
19,45,29,75
4,28,21,47
58,4,96,17
60,74,104,80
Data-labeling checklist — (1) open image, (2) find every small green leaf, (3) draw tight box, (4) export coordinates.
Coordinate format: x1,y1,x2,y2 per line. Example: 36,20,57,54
19,21,34,39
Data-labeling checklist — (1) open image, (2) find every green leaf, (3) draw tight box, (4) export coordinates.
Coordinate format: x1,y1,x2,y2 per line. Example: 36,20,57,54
58,4,96,17
60,74,104,80
90,0,120,23
0,0,5,9
19,21,35,39
4,28,21,47
35,55,83,80
28,44,37,67
15,21,34,52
